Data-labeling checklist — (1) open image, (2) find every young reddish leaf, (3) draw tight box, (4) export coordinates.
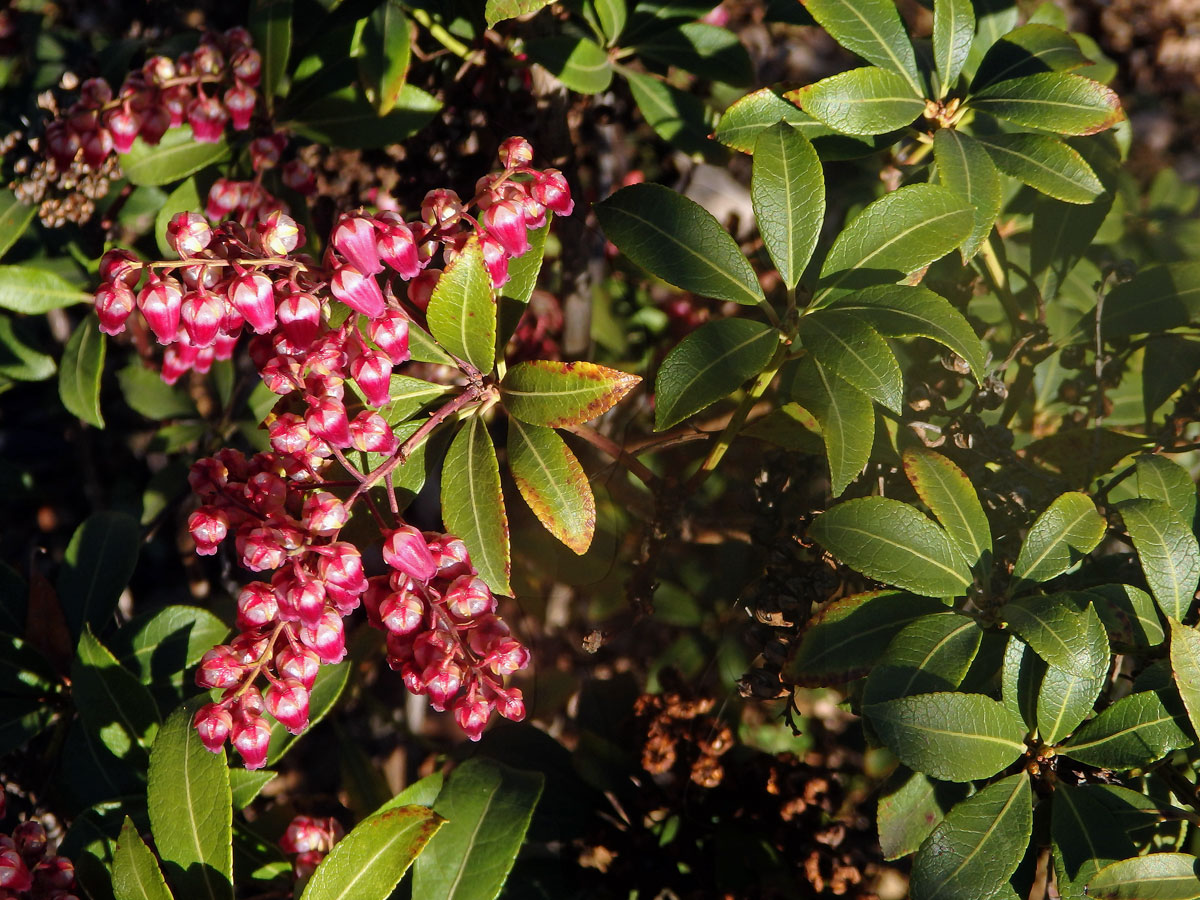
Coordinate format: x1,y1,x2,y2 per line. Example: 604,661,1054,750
970,72,1124,136
425,236,497,374
501,359,640,428
508,420,595,555
792,67,926,136
441,416,511,596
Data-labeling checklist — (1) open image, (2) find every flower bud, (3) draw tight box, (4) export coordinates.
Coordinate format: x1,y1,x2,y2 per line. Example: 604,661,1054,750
259,211,303,256
480,199,530,258
13,821,47,864
316,543,368,611
376,221,422,279
188,506,229,555
330,265,385,319
0,846,33,892
94,282,136,336
206,178,243,220
495,685,526,721
453,690,492,741
238,525,288,571
232,712,272,769
421,188,463,228
167,211,213,256
332,215,383,276
224,84,256,130
181,290,224,347
194,702,233,752
104,105,141,154
350,349,392,407
427,534,474,578
300,609,346,664
379,591,423,635
266,677,310,734
479,234,510,288
231,47,262,85
349,411,397,454
139,103,172,145
499,136,534,168
423,660,464,711
228,272,277,334
382,525,437,583
277,289,322,349
444,575,495,620
81,126,115,169
197,647,245,690
250,134,286,171
137,275,183,344
485,638,531,676
236,581,279,629
282,159,317,195
276,644,321,690
305,396,352,448
303,492,350,536
187,96,229,143
367,310,410,362
532,168,573,215
407,268,440,310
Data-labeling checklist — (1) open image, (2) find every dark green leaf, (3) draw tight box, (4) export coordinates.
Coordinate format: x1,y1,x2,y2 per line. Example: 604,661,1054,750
267,660,349,764
119,127,230,187
798,310,903,413
110,604,228,688
57,511,140,640
866,693,1028,781
229,768,276,810
1001,636,1043,730
751,123,824,289
978,133,1103,204
808,497,972,598
1098,262,1200,340
713,88,838,153
1012,492,1104,587
1032,615,1109,744
623,69,721,160
970,72,1123,135
0,191,36,261
300,806,443,900
933,0,974,94
59,314,106,429
0,314,54,381
1137,454,1197,526
147,702,233,900
426,237,497,373
413,758,543,900
485,0,552,26
508,421,595,555
1169,618,1200,752
863,611,983,705
971,23,1090,90
249,0,292,109
1118,498,1200,622
117,362,198,421
442,416,511,595
1143,337,1200,416
525,36,613,94
501,359,641,428
902,447,991,572
653,318,776,431
0,264,87,314
801,0,923,96
793,67,925,136
788,356,875,496
1088,583,1165,649
359,1,412,115
877,768,970,861
112,817,173,900
381,375,449,425
1086,854,1200,900
1000,593,1109,674
911,774,1032,899
0,698,56,757
933,129,1001,261
72,628,160,765
288,85,439,149
634,22,751,85
1061,691,1193,769
0,633,57,697
1052,783,1138,900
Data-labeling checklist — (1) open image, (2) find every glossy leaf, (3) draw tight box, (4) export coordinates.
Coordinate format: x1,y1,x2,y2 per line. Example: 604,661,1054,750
1097,262,1200,340
118,362,199,421
877,769,970,861
814,184,974,306
787,356,874,495
713,88,835,153
808,497,972,599
1001,636,1043,730
623,70,720,160
653,318,776,431
1052,783,1139,900
1119,498,1200,622
828,283,987,382
380,375,449,426
863,612,982,705
442,416,511,596
902,448,991,572
970,72,1123,136
57,511,141,640
266,660,349,763
1136,454,1197,526
288,85,439,149
119,127,230,187
426,237,496,374
229,769,276,810
1000,593,1109,674
783,590,948,684
525,36,613,94
147,702,233,900
799,310,902,413
0,633,57,698
1061,691,1193,769
634,22,752,85
971,23,1091,90
508,421,595,555
1088,583,1165,649
793,67,925,136
933,129,1002,261
112,817,173,900
801,0,923,96
933,0,974,94
110,605,229,688
0,265,87,314
500,216,551,307
248,0,292,108
750,123,824,289
1169,619,1200,747
501,359,641,428
72,628,160,765
485,0,552,26
1012,492,1104,587
358,1,412,115
60,318,105,433
978,133,1103,204
0,191,36,261
0,315,55,381
595,183,763,307
866,693,1028,781
1086,854,1200,900
910,774,1032,900
300,806,443,900
412,758,544,900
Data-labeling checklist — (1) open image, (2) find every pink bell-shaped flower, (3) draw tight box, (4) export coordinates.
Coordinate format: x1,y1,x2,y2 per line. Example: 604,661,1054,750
228,271,277,334
331,215,384,275
330,264,385,319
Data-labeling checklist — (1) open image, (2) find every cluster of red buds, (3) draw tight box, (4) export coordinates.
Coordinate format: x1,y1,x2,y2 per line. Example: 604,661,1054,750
279,816,343,881
203,134,316,227
0,820,78,900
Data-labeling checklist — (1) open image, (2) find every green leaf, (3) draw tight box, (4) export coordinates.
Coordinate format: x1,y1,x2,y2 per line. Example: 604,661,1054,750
713,88,834,153
525,36,613,94
783,590,948,684
798,311,902,413
933,129,1002,261
1012,492,1104,587
814,184,974,307
977,133,1103,204
379,375,449,425
59,314,106,429
229,768,275,810
425,237,497,373
1088,583,1165,649
866,693,1027,782
634,22,751,85
499,216,550,307
1142,337,1200,416
0,191,37,261
300,806,443,900
58,511,140,640
1052,783,1139,900
249,0,292,108
828,283,987,382
508,421,595,555
623,69,721,160
358,1,411,115
109,605,229,688
412,758,543,900
793,67,925,136
112,817,173,900
788,356,874,495
801,0,923,96
1037,657,1106,746
1097,262,1200,340
911,774,1032,900
0,698,56,757
1001,636,1043,730
154,179,203,259
750,123,824,289
119,126,230,187
971,23,1091,90
595,183,762,306
288,85,439,149
808,497,972,599
1137,454,1197,527
485,0,552,26
1169,618,1200,747
970,72,1123,136
147,702,233,900
902,448,991,572
501,359,641,428
0,264,87,314
877,768,970,861
1118,498,1200,622
266,660,349,764
0,315,54,381
117,362,198,421
863,612,982,705
1086,854,1200,900
72,628,160,765
1061,691,1193,769
653,318,776,431
0,633,57,697
442,416,511,596
1000,593,1109,674
933,0,974,94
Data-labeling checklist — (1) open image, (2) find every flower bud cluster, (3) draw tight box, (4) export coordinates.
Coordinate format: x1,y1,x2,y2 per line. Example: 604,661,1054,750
0,820,79,900
279,815,343,881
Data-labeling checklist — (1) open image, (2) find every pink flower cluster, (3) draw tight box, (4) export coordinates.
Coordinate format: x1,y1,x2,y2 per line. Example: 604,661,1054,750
204,134,317,226
0,821,78,900
44,27,261,171
279,815,343,881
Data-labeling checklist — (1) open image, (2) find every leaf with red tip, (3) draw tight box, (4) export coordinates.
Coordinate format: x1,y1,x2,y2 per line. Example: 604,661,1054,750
508,420,595,554
500,360,640,428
